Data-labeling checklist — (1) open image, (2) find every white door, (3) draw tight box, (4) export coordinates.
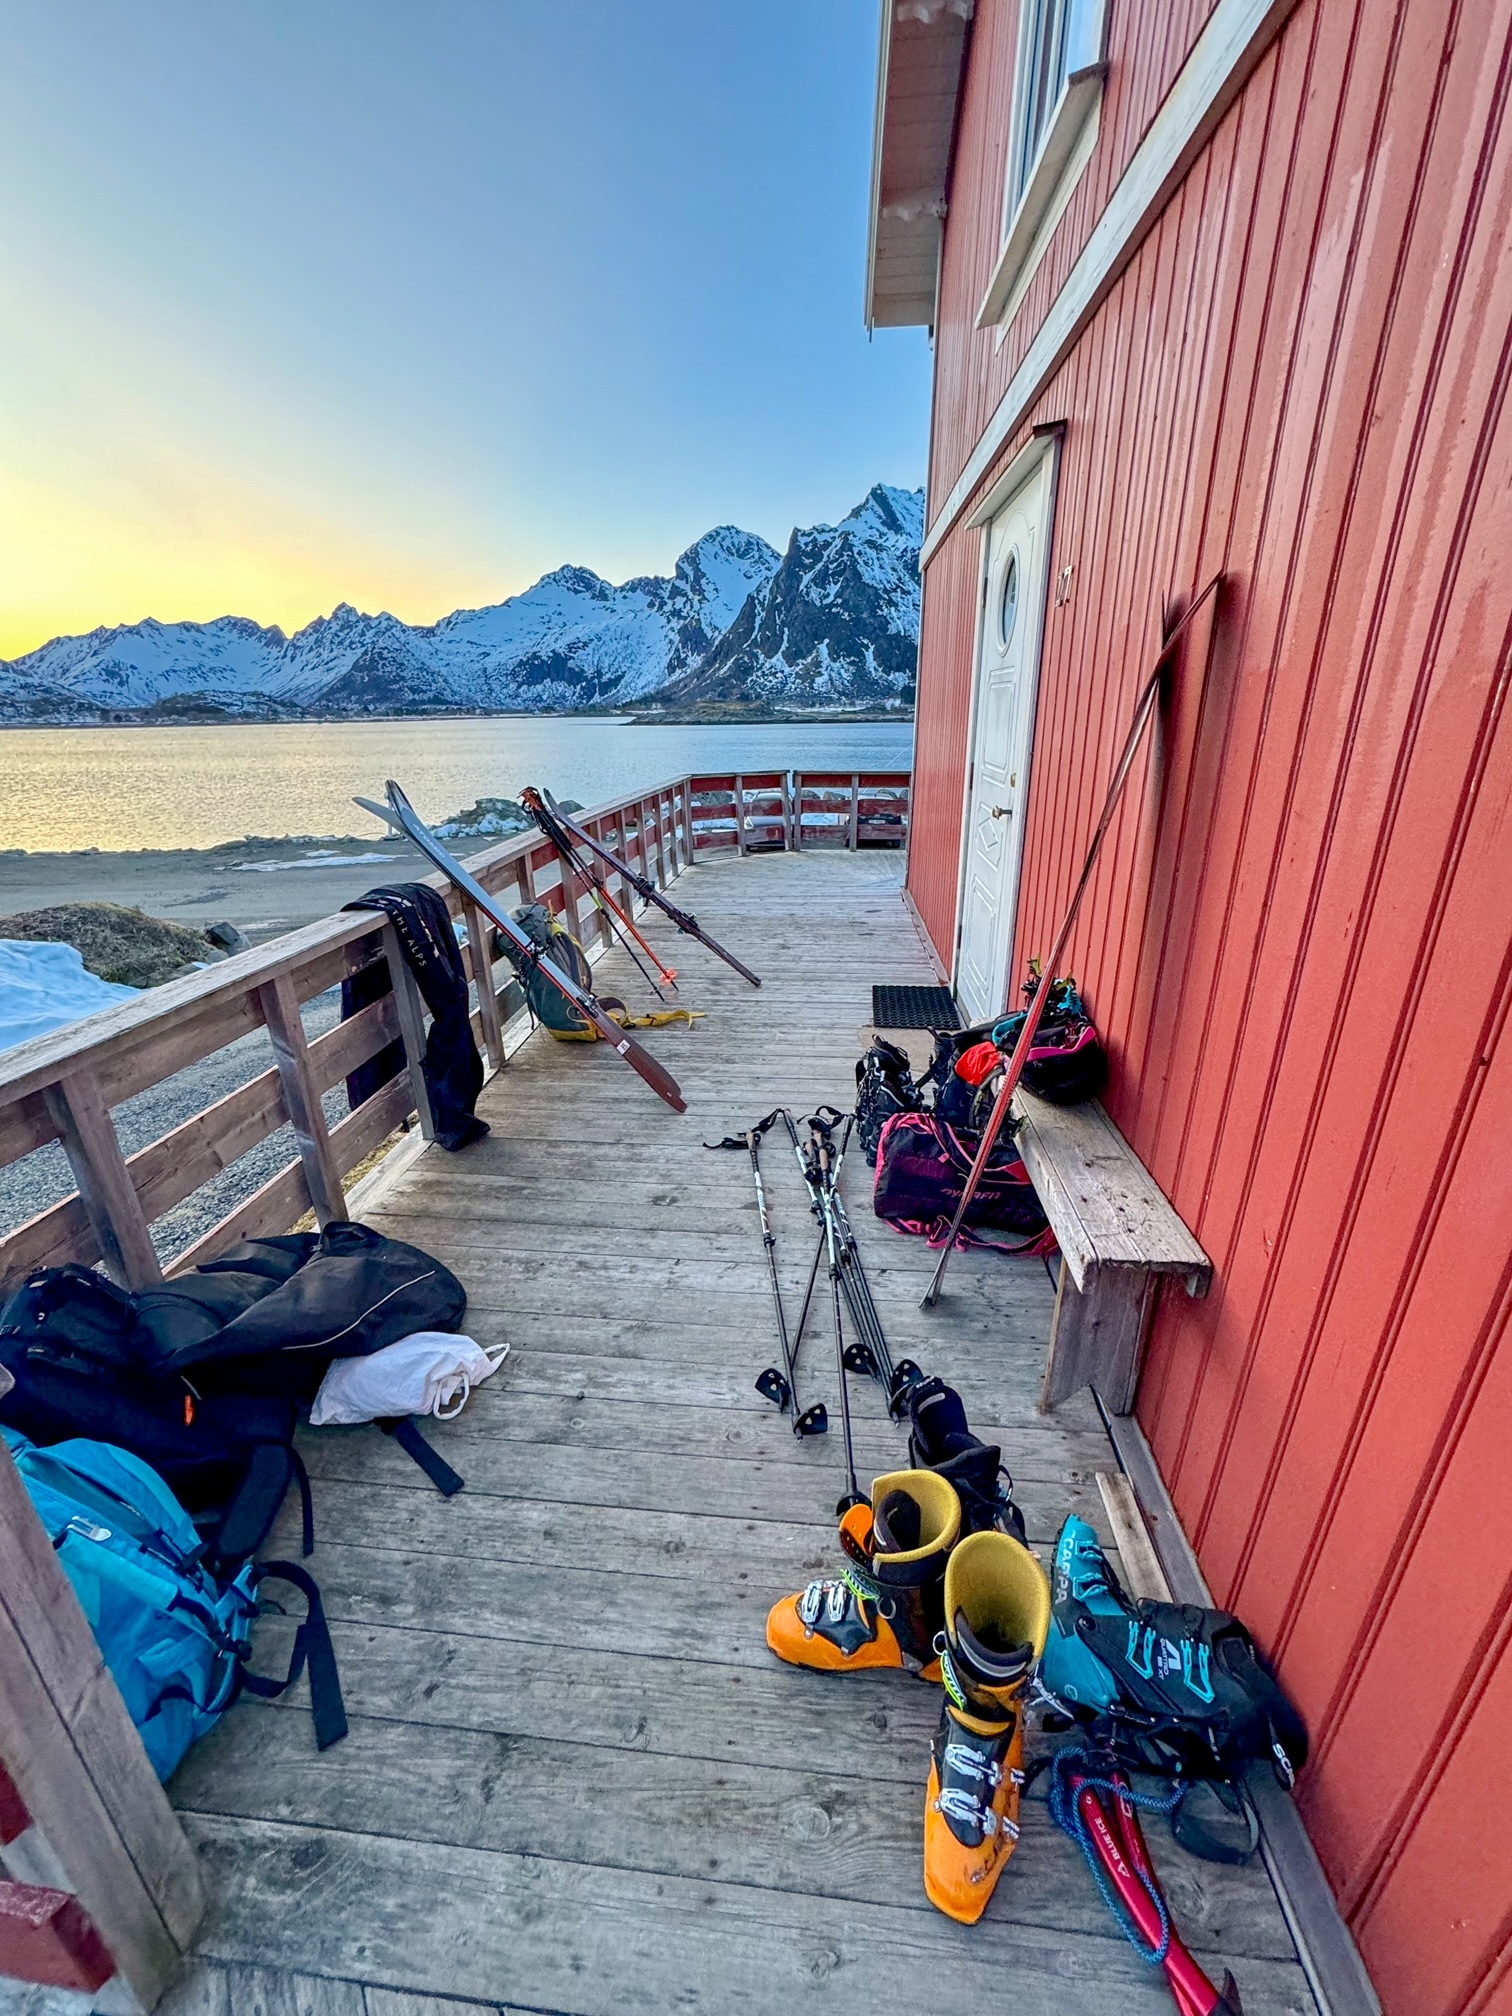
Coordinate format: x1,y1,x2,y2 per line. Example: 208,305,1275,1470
954,452,1053,1024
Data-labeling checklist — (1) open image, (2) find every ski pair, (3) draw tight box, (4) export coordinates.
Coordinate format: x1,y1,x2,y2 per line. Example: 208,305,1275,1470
358,781,688,1112
521,786,680,999
521,785,762,989
765,1389,1045,1925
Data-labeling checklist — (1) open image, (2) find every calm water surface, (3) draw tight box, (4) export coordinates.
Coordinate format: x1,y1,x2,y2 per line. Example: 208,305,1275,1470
0,717,914,853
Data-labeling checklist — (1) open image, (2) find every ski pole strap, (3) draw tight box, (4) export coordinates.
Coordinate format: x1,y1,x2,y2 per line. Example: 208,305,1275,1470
244,1561,349,1751
703,1109,786,1150
380,1416,466,1496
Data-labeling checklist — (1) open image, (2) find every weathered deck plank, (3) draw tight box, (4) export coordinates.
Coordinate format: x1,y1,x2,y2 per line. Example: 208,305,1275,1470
169,849,1314,2016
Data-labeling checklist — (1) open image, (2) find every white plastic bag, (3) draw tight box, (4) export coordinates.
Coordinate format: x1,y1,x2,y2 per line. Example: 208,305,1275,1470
310,1331,509,1426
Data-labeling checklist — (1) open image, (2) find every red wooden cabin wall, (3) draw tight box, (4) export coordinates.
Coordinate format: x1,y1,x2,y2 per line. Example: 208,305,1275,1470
907,0,1512,2009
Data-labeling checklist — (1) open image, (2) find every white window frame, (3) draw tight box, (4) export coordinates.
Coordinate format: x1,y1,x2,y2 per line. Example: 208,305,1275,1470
976,0,1108,332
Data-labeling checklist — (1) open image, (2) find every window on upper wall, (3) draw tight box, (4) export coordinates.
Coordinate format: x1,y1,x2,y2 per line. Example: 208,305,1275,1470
976,0,1108,331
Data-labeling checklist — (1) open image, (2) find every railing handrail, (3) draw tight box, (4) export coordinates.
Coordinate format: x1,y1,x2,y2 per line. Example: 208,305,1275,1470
0,765,911,1293
0,774,685,1107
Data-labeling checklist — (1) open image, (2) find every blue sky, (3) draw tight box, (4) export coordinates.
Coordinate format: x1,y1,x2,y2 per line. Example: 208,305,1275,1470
0,1,932,655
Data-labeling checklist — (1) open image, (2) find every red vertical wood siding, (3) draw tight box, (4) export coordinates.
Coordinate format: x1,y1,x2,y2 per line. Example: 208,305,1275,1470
905,0,1512,2009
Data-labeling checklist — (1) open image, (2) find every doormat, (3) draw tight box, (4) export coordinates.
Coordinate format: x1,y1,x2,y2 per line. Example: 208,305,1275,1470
871,985,962,1031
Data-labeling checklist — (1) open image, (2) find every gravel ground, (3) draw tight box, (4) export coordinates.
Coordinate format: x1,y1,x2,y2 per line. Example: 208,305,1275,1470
0,988,351,1267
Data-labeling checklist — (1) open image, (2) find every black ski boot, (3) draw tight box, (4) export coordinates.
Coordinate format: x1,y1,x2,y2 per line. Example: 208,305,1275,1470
909,1378,1026,1542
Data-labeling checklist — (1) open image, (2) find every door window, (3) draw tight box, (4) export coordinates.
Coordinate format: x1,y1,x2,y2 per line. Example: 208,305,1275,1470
999,551,1020,649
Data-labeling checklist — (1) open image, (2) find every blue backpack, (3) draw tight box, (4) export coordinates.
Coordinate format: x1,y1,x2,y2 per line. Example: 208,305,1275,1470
4,1427,346,1780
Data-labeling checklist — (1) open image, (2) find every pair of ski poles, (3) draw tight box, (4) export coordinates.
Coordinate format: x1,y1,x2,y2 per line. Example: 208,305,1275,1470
714,1108,920,1515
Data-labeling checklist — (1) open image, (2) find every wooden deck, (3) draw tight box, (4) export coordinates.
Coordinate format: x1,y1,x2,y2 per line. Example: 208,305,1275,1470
152,849,1313,2016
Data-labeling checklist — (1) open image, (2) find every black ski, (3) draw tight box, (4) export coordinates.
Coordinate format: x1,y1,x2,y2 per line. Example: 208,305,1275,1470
524,790,678,997
522,786,762,987
356,782,687,1114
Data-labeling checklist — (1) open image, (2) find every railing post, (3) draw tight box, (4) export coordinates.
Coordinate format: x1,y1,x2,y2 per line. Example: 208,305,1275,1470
734,774,747,856
674,782,690,870
381,925,437,1143
657,789,674,882
256,974,348,1227
0,1446,206,2012
791,772,804,853
463,901,506,1073
848,773,861,851
43,1070,162,1289
639,797,658,893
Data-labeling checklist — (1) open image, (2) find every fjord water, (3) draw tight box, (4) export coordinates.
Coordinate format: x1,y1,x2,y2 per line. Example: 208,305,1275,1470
0,716,914,854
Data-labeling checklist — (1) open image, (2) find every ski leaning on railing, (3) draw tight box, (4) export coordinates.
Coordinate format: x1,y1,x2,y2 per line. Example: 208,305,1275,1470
356,781,688,1114
522,787,679,998
522,786,763,988
922,576,1225,1307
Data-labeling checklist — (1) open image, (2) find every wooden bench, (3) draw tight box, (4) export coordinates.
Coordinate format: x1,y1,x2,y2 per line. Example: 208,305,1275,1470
1010,1087,1212,1414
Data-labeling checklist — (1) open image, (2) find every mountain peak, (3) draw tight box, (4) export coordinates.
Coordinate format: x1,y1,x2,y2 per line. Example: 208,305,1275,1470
1,487,922,719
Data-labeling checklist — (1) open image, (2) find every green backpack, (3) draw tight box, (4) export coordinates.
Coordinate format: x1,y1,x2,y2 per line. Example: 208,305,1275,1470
502,902,613,1040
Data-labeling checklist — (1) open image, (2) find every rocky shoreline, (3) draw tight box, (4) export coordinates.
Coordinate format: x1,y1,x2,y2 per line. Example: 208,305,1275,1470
0,832,444,946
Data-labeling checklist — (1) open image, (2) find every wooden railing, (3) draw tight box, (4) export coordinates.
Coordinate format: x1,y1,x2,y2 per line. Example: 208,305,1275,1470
0,778,698,1294
0,768,911,1296
687,768,911,853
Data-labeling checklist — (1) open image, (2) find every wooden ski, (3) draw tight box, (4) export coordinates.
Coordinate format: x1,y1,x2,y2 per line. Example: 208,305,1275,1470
355,782,688,1114
524,787,762,987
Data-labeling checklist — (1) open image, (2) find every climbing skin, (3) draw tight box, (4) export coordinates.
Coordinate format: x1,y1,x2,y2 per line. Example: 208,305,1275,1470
766,1469,961,1679
924,1529,1052,1924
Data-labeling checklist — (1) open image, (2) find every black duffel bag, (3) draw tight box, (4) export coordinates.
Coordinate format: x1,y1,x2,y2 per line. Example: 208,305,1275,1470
134,1223,467,1400
0,1223,470,1548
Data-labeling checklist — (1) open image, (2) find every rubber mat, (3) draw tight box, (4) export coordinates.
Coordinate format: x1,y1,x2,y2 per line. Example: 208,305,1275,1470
871,984,962,1031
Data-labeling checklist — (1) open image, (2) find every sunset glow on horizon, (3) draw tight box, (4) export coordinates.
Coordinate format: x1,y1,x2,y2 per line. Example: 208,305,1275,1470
0,2,930,665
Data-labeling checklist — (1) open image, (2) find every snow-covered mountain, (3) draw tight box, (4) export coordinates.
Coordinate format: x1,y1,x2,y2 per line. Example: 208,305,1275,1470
0,489,923,719
658,485,924,707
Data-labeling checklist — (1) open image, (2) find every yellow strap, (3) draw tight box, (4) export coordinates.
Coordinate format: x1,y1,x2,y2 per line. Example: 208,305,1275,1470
608,1008,706,1030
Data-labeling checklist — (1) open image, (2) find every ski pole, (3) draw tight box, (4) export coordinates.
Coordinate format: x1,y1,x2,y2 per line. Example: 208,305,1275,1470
814,1125,864,1514
746,1122,826,1436
703,1118,827,1438
922,574,1224,1307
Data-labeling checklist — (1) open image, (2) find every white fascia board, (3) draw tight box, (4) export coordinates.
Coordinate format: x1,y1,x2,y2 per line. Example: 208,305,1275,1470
977,65,1104,330
865,0,895,334
921,0,1301,568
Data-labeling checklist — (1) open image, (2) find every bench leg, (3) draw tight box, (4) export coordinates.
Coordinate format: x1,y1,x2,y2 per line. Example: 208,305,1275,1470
1040,1267,1157,1414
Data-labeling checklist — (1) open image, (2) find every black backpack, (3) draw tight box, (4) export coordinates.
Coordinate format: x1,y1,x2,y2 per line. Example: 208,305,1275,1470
0,1264,309,1575
0,1223,471,1551
855,1037,921,1164
137,1224,467,1400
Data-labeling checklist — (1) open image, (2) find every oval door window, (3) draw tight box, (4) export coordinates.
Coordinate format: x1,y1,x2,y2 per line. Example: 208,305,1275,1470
999,551,1019,649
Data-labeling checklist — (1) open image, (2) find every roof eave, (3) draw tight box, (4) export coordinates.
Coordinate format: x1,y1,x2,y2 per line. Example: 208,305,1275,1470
864,0,975,333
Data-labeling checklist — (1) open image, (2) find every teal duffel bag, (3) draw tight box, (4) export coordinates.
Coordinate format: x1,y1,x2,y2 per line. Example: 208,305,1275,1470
4,1426,345,1778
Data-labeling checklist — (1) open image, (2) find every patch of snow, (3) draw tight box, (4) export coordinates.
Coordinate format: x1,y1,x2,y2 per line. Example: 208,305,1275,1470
0,940,141,1054
231,852,398,873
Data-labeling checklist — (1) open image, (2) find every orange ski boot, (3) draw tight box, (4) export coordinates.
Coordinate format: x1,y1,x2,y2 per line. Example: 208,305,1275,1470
924,1529,1051,1924
766,1469,961,1680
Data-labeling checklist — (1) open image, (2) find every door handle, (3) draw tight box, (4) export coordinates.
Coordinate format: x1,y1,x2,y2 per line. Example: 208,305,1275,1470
990,805,1013,819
